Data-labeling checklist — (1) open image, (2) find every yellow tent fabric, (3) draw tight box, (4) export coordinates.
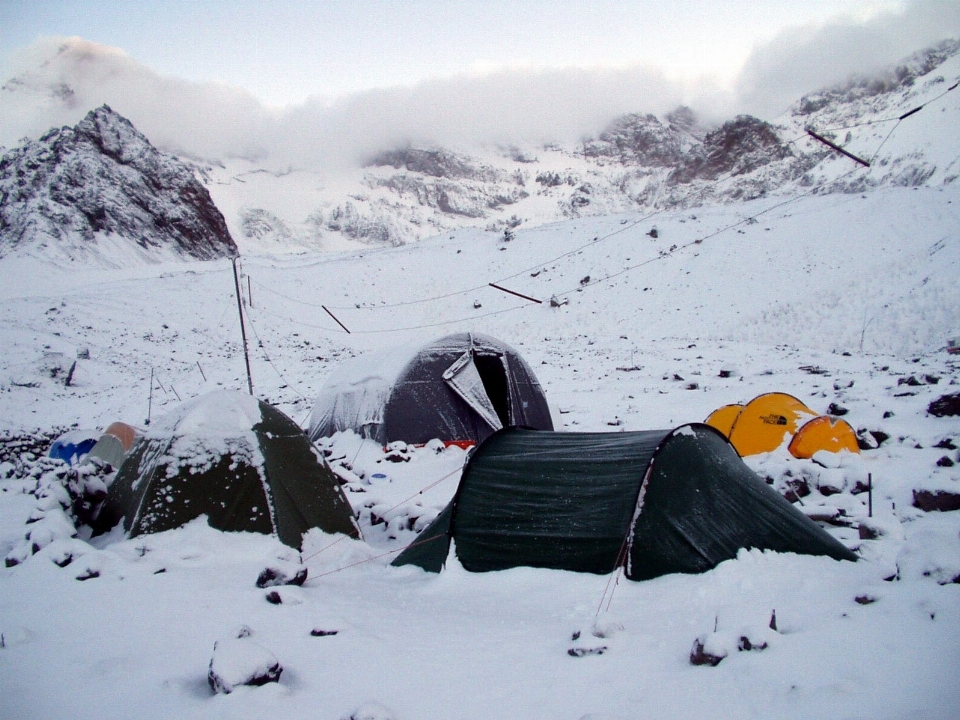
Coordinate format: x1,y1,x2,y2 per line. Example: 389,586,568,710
788,416,860,458
705,404,744,437
727,393,817,456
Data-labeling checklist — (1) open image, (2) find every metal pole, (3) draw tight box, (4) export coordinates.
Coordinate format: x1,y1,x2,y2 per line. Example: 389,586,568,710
147,367,154,425
232,258,254,395
868,473,872,518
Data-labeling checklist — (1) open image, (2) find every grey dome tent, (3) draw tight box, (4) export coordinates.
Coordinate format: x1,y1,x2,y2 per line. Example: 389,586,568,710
307,332,553,447
393,424,856,579
95,391,359,550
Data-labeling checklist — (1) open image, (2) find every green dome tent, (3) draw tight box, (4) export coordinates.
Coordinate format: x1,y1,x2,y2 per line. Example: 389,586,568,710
95,391,359,549
393,424,856,579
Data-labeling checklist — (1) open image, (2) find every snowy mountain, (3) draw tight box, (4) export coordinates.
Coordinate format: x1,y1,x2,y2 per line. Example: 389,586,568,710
206,39,960,253
0,105,237,267
1,39,959,720
1,41,957,262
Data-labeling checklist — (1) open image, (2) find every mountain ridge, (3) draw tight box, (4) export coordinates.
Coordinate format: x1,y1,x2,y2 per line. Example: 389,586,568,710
204,39,959,253
0,105,238,266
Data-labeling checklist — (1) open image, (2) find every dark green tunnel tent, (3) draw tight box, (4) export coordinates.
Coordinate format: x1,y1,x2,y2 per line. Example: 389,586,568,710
95,391,359,550
393,424,856,580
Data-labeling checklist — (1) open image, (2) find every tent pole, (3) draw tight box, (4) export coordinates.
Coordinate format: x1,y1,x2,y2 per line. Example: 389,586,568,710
146,366,154,425
232,258,254,395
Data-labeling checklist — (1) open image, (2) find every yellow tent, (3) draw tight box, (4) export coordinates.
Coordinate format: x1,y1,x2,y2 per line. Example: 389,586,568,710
704,404,744,437
727,392,817,456
788,416,860,459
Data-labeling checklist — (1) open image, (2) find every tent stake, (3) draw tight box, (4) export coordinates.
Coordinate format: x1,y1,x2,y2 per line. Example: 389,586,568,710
232,258,255,395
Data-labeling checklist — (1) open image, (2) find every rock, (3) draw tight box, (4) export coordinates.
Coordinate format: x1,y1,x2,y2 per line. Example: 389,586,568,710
855,594,878,605
936,456,955,467
737,635,768,652
913,489,960,512
781,475,811,503
310,628,339,637
0,105,237,264
827,402,849,416
928,393,960,417
689,638,726,666
816,468,847,496
591,616,624,639
208,635,282,694
265,591,283,605
256,565,308,588
568,646,608,657
340,702,397,720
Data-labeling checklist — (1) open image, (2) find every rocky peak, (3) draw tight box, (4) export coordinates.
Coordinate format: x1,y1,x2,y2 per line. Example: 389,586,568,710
581,112,691,167
668,115,793,184
795,38,960,116
0,105,237,263
367,147,495,181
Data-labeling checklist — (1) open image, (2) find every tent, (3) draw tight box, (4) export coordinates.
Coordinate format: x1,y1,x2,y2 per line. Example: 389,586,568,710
704,404,743,437
87,421,140,469
95,391,359,549
307,332,553,447
727,393,816,456
49,429,99,465
393,425,856,579
706,392,860,459
788,416,859,459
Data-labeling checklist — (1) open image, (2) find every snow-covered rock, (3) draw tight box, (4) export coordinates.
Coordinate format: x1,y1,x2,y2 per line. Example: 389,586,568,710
0,105,237,266
208,631,282,694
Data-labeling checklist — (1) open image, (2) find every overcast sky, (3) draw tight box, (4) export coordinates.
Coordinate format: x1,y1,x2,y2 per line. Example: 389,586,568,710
1,0,959,169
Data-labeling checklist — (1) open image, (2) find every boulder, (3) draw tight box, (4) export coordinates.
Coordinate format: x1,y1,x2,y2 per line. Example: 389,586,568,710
928,393,960,418
208,634,282,694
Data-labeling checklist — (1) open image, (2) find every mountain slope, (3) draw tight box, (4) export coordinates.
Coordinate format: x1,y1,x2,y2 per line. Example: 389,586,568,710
204,39,960,253
0,105,237,267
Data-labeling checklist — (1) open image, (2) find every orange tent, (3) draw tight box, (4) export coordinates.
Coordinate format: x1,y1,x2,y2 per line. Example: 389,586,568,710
788,416,860,459
704,404,744,437
727,393,817,456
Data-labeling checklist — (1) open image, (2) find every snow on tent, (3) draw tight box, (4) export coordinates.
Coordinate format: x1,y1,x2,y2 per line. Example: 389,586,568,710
48,429,99,465
307,332,553,447
87,421,140,469
706,392,860,459
788,416,859,459
393,425,856,579
94,391,359,550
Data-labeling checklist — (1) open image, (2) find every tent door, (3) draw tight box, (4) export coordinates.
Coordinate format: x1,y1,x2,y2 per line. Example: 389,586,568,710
472,352,512,427
442,351,504,431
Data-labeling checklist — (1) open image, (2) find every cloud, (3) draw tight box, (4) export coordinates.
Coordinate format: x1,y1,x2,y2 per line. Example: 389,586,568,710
735,0,960,117
0,37,271,159
2,6,959,175
0,37,700,171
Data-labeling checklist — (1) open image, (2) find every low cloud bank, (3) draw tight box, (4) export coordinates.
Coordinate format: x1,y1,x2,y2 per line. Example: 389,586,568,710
1,2,957,172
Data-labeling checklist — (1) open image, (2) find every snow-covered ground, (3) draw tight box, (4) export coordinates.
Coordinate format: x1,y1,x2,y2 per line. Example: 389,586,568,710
2,183,959,719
